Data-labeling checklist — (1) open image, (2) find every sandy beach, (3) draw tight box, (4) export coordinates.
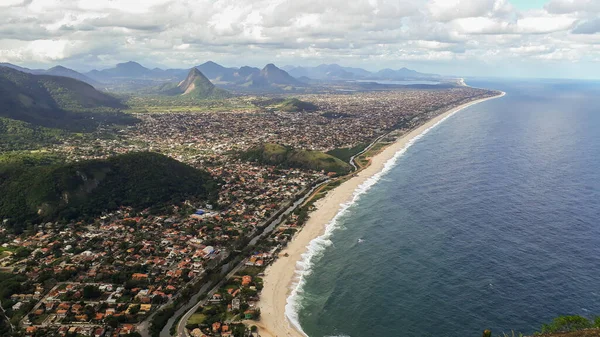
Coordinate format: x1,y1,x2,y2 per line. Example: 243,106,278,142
256,92,505,337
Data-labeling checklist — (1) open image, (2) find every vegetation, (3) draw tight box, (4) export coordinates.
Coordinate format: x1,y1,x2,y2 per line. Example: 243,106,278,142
355,141,392,168
0,152,219,232
0,117,66,151
0,272,34,335
124,96,255,113
82,285,102,300
240,143,352,175
188,313,207,325
538,315,598,334
326,142,369,163
0,66,136,134
277,98,318,112
150,305,175,337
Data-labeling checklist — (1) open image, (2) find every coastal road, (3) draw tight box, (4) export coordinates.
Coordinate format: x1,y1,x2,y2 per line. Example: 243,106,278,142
176,260,246,337
174,180,330,337
249,179,329,246
348,132,390,171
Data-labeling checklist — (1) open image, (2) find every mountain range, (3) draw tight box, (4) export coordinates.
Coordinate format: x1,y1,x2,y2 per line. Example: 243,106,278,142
82,61,303,90
283,64,439,81
1,60,443,94
0,63,98,86
0,66,132,130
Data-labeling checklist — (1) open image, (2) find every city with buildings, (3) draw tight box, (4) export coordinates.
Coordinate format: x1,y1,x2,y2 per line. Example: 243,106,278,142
0,87,497,337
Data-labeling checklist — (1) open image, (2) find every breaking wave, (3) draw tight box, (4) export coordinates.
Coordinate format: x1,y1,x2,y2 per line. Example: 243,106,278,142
283,97,495,336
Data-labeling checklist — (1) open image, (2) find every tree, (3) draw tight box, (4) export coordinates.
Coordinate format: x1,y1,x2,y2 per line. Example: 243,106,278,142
129,304,140,315
13,247,32,259
106,315,119,328
541,315,592,333
82,285,102,299
151,295,164,304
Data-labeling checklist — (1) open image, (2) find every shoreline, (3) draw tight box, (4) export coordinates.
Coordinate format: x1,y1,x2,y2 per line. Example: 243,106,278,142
256,91,506,337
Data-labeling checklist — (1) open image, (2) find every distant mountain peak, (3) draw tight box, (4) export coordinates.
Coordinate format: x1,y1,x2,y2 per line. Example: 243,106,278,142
258,64,301,86
42,65,98,86
201,61,221,67
48,65,68,71
195,61,235,80
171,68,229,99
178,68,214,94
117,61,143,67
188,67,205,77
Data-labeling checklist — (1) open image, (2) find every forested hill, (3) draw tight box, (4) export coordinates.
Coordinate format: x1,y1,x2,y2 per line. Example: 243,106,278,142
240,143,352,175
0,66,133,131
0,152,219,232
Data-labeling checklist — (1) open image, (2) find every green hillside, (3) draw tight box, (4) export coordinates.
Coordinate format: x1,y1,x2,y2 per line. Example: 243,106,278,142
240,143,352,175
0,66,134,131
0,117,65,151
278,98,318,112
0,152,219,232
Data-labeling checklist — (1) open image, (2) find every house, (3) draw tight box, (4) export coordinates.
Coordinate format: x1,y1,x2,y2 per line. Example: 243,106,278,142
58,326,69,336
132,273,148,280
202,246,215,255
140,304,152,312
209,293,222,303
232,298,240,310
121,324,134,335
94,327,105,337
25,326,37,335
71,303,83,314
241,275,252,286
212,322,221,333
74,314,88,322
57,302,71,310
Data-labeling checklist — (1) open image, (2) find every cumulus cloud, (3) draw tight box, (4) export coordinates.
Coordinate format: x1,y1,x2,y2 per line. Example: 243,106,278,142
545,0,600,14
572,18,600,34
427,0,512,22
0,0,597,77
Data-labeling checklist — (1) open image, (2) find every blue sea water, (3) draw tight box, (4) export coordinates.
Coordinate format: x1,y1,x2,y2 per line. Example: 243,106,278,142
294,79,600,337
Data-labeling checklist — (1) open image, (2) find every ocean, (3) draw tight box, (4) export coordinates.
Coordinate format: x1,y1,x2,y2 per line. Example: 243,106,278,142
291,79,600,337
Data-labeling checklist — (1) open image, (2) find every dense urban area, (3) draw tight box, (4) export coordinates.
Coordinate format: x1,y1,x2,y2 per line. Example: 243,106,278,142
0,82,497,337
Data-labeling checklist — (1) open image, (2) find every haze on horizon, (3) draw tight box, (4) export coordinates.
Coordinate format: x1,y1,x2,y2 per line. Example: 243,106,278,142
1,0,599,79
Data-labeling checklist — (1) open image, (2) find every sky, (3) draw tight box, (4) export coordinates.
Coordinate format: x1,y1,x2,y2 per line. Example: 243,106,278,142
1,0,600,79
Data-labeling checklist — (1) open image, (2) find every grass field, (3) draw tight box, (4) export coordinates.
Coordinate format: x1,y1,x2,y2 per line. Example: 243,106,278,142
0,247,14,259
124,96,259,114
355,141,393,168
188,313,207,325
326,142,369,163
